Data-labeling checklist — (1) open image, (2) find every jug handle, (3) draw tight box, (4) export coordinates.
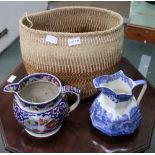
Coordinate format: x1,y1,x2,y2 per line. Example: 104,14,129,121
3,83,19,93
134,80,147,105
62,85,80,113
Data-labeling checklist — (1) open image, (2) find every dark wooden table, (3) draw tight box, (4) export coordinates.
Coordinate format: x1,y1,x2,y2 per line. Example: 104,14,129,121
0,58,155,153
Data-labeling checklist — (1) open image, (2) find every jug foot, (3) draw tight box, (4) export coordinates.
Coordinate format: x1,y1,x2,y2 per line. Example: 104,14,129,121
25,125,62,138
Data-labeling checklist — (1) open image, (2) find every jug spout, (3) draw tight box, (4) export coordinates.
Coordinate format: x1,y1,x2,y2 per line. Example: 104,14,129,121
3,83,20,93
93,76,106,89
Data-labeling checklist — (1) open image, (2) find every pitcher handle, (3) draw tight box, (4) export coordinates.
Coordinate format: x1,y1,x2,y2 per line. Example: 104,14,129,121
62,85,80,113
134,80,147,105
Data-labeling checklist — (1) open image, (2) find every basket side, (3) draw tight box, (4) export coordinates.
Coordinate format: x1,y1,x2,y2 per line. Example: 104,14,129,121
19,6,124,99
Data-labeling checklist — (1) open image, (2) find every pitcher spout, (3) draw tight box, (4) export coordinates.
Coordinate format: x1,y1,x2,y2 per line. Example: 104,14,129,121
93,76,107,89
3,83,20,93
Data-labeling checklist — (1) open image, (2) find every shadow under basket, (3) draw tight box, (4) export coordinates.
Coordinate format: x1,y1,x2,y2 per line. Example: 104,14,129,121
19,6,124,99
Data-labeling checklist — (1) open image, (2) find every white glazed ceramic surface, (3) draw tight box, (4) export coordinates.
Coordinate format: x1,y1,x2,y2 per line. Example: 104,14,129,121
90,70,147,136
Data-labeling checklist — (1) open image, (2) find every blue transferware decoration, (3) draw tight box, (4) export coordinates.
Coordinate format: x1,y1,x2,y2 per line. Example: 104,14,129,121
89,70,147,136
3,73,80,138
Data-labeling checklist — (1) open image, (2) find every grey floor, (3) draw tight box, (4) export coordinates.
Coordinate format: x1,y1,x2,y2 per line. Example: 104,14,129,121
48,1,130,17
0,38,155,153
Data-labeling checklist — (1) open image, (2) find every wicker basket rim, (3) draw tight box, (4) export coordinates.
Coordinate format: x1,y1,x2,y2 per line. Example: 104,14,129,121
19,6,124,37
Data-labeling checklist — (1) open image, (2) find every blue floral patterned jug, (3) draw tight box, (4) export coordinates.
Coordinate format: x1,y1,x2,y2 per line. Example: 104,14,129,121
89,70,147,136
3,73,80,138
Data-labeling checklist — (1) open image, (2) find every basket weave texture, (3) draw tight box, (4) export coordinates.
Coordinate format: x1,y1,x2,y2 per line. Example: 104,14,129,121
19,6,124,99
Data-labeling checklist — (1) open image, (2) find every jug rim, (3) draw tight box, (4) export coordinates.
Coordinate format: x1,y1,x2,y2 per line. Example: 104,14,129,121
98,86,133,96
13,73,62,105
93,70,134,96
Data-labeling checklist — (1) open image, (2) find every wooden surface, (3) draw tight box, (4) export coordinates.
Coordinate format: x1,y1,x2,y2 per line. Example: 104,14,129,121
127,24,155,44
0,57,155,153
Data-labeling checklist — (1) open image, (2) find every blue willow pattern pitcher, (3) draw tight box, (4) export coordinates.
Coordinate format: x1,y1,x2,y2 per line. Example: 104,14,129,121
89,70,147,136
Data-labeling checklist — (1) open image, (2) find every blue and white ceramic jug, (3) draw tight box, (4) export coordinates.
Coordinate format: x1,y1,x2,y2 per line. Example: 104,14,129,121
3,73,80,138
89,70,147,136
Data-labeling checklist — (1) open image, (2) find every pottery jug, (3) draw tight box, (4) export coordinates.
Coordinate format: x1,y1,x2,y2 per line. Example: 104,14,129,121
89,70,147,136
3,73,80,138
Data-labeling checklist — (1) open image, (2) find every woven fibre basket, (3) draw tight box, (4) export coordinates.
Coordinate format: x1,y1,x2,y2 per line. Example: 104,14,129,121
19,6,124,99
